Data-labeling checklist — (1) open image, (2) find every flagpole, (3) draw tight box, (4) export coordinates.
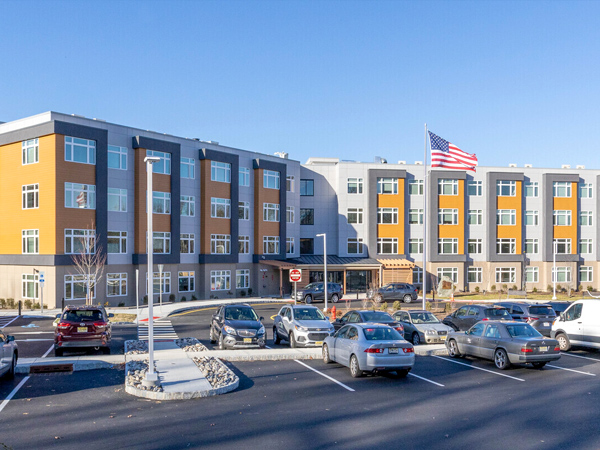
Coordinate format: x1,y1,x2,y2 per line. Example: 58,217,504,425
423,124,428,310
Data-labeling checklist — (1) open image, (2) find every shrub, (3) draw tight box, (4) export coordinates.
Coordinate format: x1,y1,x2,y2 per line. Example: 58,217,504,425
425,301,432,311
392,301,401,311
502,284,508,292
169,294,176,302
511,285,518,291
380,302,388,311
118,302,125,307
180,296,187,302
7,298,15,309
533,287,538,293
247,288,253,296
588,286,593,292
143,295,148,305
578,285,584,292
24,299,33,309
104,301,109,307
474,286,480,293
0,298,6,309
33,302,40,309
490,285,496,292
240,290,246,297
556,284,562,292
547,284,553,292
191,294,198,300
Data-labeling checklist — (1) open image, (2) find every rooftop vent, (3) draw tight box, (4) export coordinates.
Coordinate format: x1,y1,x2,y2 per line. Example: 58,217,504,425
274,152,288,159
92,118,106,122
509,163,517,168
414,161,423,165
71,114,86,118
576,165,585,169
561,164,571,169
374,156,388,164
398,160,406,164
524,164,533,168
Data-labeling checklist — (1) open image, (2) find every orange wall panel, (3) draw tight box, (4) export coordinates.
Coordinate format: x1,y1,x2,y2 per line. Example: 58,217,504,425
254,168,281,255
553,182,577,254
437,179,464,253
496,181,522,254
376,179,405,253
201,160,232,253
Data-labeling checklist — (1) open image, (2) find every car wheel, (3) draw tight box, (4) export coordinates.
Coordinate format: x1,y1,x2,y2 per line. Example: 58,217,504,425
209,326,217,344
273,327,281,345
556,333,571,351
323,344,332,363
403,294,413,304
532,362,547,369
304,295,312,304
494,348,511,370
411,332,421,346
289,332,297,348
54,347,63,357
218,332,225,350
393,369,409,378
7,353,16,379
331,294,339,303
375,294,384,303
350,355,363,378
448,339,461,358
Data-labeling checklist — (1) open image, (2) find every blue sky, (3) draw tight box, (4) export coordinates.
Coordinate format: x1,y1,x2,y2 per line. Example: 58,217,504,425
1,0,598,169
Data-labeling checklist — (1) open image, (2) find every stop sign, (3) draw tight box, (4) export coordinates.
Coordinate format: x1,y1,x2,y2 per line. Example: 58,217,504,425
289,269,302,282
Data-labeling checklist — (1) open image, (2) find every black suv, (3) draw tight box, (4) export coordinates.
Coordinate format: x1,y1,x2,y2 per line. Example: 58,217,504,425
368,283,419,303
332,310,405,337
494,302,556,336
209,304,266,349
443,304,512,331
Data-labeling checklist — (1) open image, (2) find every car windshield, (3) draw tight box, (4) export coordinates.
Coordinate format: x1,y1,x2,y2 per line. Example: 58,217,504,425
362,311,393,322
363,327,403,341
63,310,103,321
529,306,555,316
303,284,317,290
410,312,440,324
294,308,326,321
506,324,542,338
224,307,258,321
484,308,511,319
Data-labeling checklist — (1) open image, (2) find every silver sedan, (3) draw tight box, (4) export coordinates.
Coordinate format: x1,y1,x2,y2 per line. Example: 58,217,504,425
323,324,415,378
393,310,453,345
1,330,18,379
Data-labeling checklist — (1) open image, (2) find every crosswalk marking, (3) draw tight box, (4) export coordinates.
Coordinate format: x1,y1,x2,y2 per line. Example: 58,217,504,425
138,319,178,340
0,316,18,328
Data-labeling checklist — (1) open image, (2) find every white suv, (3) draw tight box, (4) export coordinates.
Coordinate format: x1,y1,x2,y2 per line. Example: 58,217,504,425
273,305,335,348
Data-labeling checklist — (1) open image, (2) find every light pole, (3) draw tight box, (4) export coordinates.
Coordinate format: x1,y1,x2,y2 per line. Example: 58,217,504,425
317,233,327,312
158,264,164,313
552,240,557,300
143,156,160,387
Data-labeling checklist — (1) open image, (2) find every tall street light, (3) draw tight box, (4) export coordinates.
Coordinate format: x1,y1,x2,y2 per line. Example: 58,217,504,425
143,156,160,387
316,233,327,312
553,239,557,300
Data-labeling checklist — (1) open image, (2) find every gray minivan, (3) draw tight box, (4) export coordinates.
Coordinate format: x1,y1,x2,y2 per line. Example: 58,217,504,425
495,302,556,337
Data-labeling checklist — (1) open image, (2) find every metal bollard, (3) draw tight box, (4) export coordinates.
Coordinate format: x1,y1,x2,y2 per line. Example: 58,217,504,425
62,297,65,311
18,300,22,316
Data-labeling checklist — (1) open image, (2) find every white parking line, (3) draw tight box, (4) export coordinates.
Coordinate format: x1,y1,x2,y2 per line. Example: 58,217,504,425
16,339,54,342
546,365,596,376
409,372,445,387
560,352,600,362
0,376,30,415
432,356,525,381
41,344,54,358
294,360,355,392
0,316,19,328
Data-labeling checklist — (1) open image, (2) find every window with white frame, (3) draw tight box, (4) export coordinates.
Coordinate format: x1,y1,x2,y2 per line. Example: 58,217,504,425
438,179,458,195
239,201,250,220
286,206,294,223
286,175,294,192
553,210,571,226
263,170,280,189
377,238,398,254
497,238,516,254
147,271,171,294
377,177,398,194
107,273,127,296
437,267,458,283
181,157,195,179
468,267,482,283
496,180,516,197
300,208,314,225
347,178,363,194
22,138,39,165
211,198,230,218
468,210,483,225
211,161,231,183
263,236,280,254
438,208,459,225
347,208,363,224
467,180,482,196
22,274,39,299
108,188,127,212
65,274,94,300
525,210,539,226
236,269,250,289
147,150,171,175
580,211,593,226
108,145,127,170
108,231,127,254
180,233,195,254
239,167,250,187
211,234,231,254
180,195,195,217
300,179,314,196
211,270,230,291
378,207,398,224
178,271,195,292
409,209,424,225
408,179,423,195
65,136,95,165
286,237,295,255
579,183,593,198
495,267,516,283
153,232,171,254
580,266,593,283
579,238,593,254
408,238,423,254
525,238,539,254
413,267,423,284
22,229,38,254
239,235,250,254
468,239,482,254
525,267,539,283
553,181,571,198
65,229,95,254
438,238,458,254
552,266,571,283
348,238,364,254
524,181,539,197
65,183,96,209
152,192,171,214
497,209,516,225
22,184,39,209
263,203,280,222
554,238,571,254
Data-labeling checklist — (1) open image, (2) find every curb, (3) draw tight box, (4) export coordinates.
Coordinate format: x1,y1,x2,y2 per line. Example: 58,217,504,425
16,360,122,374
166,299,293,318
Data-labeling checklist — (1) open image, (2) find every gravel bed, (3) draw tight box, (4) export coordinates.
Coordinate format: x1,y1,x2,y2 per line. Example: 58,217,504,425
192,356,238,389
175,337,208,352
126,359,163,392
125,340,148,355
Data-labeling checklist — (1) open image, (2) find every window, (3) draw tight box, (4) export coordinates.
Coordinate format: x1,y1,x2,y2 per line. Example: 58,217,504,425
468,210,483,225
496,180,516,197
468,180,482,196
553,181,571,198
580,211,593,226
65,183,96,209
211,234,231,254
22,274,39,299
107,273,127,297
300,179,314,196
579,183,593,198
300,208,314,225
239,235,250,254
181,157,195,179
524,181,538,197
108,188,127,212
438,179,458,195
153,232,171,254
147,150,171,175
348,238,364,254
108,145,127,170
378,208,398,224
65,136,95,165
497,239,516,254
263,236,280,254
525,210,539,226
497,209,516,225
211,198,231,218
180,233,195,254
438,208,458,225
263,170,280,189
152,192,171,214
147,272,170,295
554,238,571,254
348,208,363,224
286,176,294,192
107,231,127,254
22,138,39,165
525,267,539,283
579,238,593,254
468,267,482,283
65,274,94,300
553,210,572,226
347,178,363,194
211,161,231,183
468,239,482,254
437,267,458,283
438,238,458,254
495,267,516,283
408,238,423,254
300,238,314,254
239,167,250,187
286,206,294,223
22,184,39,209
413,267,423,284
211,270,230,291
552,267,571,283
525,239,539,254
377,178,397,194
378,238,398,254
580,266,593,283
65,229,95,254
178,271,195,292
22,229,39,254
239,201,250,220
236,270,249,289
286,237,295,255
409,209,423,225
264,203,281,222
180,196,195,217
408,179,423,195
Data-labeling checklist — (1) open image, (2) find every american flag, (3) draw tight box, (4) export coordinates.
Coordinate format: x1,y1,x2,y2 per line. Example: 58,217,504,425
429,131,478,172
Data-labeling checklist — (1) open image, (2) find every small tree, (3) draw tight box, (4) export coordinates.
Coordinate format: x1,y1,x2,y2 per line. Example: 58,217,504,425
70,227,106,305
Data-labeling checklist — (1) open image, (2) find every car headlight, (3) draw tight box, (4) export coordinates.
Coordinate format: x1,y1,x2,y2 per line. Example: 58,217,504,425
258,325,265,335
425,330,436,335
295,325,308,332
223,325,237,335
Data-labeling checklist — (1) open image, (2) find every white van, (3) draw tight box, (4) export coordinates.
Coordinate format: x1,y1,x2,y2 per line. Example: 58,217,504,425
551,299,600,351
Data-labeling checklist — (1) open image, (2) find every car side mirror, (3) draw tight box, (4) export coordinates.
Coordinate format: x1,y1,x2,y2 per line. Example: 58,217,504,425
259,316,264,321
109,313,114,318
55,314,61,319
7,335,15,342
559,313,565,322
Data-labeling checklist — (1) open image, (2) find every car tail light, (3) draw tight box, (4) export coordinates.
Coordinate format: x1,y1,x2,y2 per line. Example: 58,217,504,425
402,347,414,354
523,317,538,323
364,348,384,353
554,346,560,351
94,322,107,330
395,325,404,332
520,347,533,353
481,318,489,321
57,322,70,330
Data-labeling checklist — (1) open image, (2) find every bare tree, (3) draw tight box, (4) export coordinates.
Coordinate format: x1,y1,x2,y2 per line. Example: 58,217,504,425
70,226,107,305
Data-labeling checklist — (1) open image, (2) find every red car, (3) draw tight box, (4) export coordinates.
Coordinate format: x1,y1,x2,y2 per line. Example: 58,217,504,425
54,305,113,356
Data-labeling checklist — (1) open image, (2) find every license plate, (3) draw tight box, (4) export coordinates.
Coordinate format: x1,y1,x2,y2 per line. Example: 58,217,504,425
539,346,548,352
315,341,323,346
388,348,399,354
77,327,87,333
243,338,252,343
544,322,550,327
441,335,447,341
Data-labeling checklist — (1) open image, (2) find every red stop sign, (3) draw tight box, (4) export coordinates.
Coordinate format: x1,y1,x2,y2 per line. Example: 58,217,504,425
289,269,302,282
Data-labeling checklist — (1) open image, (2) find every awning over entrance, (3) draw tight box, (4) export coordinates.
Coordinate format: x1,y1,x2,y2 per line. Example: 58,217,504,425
377,259,415,268
259,260,296,269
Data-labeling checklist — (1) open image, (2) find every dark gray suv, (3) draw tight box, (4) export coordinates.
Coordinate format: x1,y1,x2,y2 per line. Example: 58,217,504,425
295,282,342,304
368,283,419,303
443,304,512,331
494,302,556,337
